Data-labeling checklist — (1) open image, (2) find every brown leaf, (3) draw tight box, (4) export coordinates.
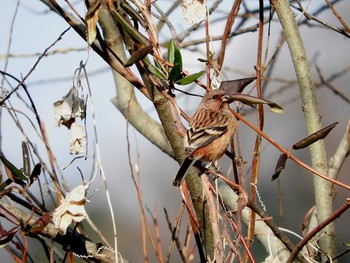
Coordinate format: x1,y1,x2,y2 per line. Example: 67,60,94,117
26,214,51,235
85,0,102,44
125,44,153,67
219,77,256,94
29,163,41,186
0,226,20,248
271,153,288,181
292,122,338,150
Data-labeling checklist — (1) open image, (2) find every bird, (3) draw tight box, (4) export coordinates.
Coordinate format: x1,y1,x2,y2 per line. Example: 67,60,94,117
172,89,237,187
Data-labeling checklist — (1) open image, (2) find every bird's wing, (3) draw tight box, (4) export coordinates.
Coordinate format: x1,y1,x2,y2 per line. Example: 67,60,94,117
185,110,229,155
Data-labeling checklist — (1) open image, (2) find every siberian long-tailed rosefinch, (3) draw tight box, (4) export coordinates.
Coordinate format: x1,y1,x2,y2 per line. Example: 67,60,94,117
172,89,237,187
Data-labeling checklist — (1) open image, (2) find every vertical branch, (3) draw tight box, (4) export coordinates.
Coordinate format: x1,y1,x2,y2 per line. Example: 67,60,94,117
205,10,211,89
246,0,265,257
270,0,336,260
216,0,242,71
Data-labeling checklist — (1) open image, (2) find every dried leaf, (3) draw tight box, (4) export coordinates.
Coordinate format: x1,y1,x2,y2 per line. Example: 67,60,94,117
53,87,86,129
0,226,19,248
85,0,102,44
29,163,42,186
52,185,89,235
125,44,153,67
70,122,86,155
292,122,339,150
219,77,256,94
22,141,30,177
271,153,288,181
181,0,207,25
26,214,51,235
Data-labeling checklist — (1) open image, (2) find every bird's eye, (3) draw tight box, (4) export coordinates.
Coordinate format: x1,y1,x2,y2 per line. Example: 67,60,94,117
212,95,220,99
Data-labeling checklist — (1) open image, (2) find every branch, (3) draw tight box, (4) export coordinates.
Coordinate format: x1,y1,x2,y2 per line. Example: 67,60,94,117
218,182,308,263
328,122,350,180
0,200,126,263
270,0,337,260
95,5,174,157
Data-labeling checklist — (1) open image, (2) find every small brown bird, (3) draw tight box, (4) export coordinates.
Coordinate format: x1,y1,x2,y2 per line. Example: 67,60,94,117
172,89,237,187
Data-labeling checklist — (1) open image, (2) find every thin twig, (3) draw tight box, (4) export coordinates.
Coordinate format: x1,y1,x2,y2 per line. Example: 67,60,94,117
217,0,242,70
230,109,350,191
287,198,350,263
82,62,119,262
324,0,350,33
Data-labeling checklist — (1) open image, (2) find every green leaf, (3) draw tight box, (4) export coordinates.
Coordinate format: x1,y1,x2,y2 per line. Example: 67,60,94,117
167,39,183,82
110,9,150,46
0,154,28,183
168,39,176,65
168,64,182,82
175,71,205,85
22,141,30,177
0,179,12,191
173,47,182,70
168,47,183,82
144,60,167,80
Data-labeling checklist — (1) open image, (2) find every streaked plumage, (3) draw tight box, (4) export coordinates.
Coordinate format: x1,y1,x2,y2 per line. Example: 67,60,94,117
172,89,236,187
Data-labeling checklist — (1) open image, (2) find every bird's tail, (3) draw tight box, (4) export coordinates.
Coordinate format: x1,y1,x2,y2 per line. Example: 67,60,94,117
172,157,198,187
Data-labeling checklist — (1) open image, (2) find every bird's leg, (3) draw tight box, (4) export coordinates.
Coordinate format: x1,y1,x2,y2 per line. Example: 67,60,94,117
202,161,224,181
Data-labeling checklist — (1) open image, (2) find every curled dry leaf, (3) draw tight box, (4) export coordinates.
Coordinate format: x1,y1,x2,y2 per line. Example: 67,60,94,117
271,153,288,181
53,86,86,129
26,213,52,235
292,122,338,150
54,87,87,154
70,122,86,155
181,0,207,25
0,226,20,248
29,163,42,186
85,0,102,44
52,184,89,235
